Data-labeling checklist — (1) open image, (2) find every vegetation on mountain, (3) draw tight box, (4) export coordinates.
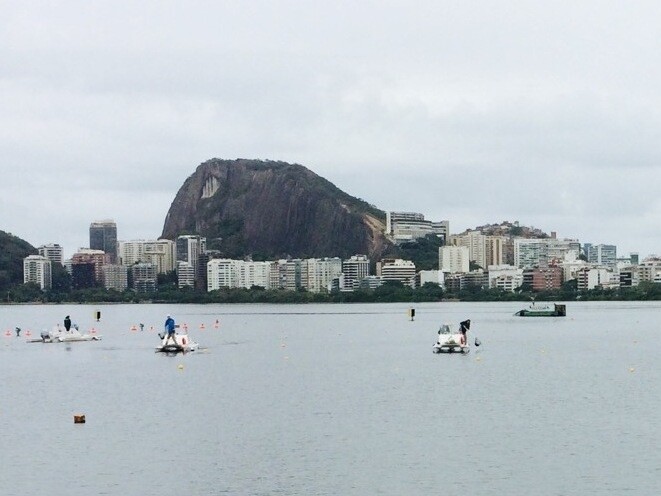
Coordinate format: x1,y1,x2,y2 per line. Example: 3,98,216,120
0,230,36,295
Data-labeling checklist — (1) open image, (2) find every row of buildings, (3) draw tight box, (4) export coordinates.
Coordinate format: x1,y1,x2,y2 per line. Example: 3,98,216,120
23,216,655,294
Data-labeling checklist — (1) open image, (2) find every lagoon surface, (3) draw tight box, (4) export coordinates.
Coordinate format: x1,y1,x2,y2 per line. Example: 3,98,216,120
1,301,660,495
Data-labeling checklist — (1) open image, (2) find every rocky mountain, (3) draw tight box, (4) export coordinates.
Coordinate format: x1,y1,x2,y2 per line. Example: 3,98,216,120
161,159,393,260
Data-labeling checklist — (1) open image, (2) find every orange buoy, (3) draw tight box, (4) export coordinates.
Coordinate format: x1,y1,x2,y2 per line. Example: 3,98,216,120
182,337,187,345
199,323,206,330
130,325,137,332
74,414,86,424
214,319,220,329
90,328,97,334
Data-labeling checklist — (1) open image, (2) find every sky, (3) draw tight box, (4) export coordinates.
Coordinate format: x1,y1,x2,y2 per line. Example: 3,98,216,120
2,1,661,259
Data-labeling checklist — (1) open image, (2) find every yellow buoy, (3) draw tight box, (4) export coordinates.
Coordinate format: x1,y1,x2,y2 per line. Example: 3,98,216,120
177,364,184,370
629,367,635,373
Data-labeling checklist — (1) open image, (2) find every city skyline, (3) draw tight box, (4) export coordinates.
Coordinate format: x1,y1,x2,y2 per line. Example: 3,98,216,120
3,3,661,258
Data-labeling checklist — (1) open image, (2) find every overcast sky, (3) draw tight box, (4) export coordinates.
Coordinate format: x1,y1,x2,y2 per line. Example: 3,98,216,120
2,1,661,259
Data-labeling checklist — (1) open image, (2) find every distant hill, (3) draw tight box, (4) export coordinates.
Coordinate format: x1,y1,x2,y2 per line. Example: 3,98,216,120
462,221,550,239
0,230,36,292
162,158,394,260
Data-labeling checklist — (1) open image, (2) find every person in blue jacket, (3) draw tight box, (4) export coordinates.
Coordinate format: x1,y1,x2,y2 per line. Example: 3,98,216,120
164,314,176,344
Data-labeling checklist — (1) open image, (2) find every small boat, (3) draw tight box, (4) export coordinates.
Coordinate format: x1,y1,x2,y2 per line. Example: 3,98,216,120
27,325,102,343
432,323,469,354
155,331,199,354
515,302,566,317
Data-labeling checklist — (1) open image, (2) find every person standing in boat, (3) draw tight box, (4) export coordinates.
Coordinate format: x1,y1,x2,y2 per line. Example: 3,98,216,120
459,319,471,345
164,314,176,344
64,315,72,333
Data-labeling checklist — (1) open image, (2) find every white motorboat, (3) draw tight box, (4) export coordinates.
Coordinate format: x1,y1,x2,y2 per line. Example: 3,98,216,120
432,323,469,354
27,324,102,343
155,330,199,354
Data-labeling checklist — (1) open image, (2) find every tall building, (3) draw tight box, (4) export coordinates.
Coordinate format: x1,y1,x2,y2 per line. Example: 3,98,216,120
90,220,118,263
177,262,195,288
439,246,470,273
342,255,370,290
102,264,128,291
176,235,207,282
119,239,176,273
38,244,64,266
386,212,448,244
378,259,416,287
207,259,271,291
71,248,109,287
23,255,52,290
131,263,157,292
587,244,617,268
302,258,343,293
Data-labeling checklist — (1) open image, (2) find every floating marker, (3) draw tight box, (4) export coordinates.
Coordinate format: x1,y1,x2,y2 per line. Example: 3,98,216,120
177,364,184,370
74,414,86,424
214,319,220,329
199,323,206,330
629,367,635,373
130,325,138,332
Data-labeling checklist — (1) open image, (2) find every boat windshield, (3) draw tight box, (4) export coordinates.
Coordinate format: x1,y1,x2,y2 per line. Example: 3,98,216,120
438,324,451,334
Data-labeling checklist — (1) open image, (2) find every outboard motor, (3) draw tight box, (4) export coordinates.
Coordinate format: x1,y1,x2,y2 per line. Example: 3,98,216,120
40,330,50,342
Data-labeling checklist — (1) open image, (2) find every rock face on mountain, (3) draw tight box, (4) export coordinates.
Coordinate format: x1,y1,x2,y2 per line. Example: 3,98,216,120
0,230,36,291
161,159,393,259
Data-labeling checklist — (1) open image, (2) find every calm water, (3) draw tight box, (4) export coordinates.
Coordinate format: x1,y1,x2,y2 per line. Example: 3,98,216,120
1,301,659,495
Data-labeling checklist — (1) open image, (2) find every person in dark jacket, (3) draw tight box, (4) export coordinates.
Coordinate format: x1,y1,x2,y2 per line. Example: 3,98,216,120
64,315,72,332
164,314,176,344
459,319,471,345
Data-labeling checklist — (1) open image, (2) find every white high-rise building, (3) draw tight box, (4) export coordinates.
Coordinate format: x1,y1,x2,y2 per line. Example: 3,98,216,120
302,258,343,293
342,255,370,290
38,244,64,266
177,261,195,288
23,255,52,290
487,264,524,291
439,246,470,273
207,259,271,291
379,259,416,287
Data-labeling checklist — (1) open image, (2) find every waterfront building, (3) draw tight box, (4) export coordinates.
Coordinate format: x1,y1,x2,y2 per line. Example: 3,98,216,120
71,249,107,285
526,266,563,291
378,258,416,287
587,244,617,269
439,245,470,274
38,244,64,266
176,235,207,280
131,263,157,292
302,258,343,293
119,239,177,273
576,266,615,291
90,220,118,263
464,270,489,290
637,257,661,283
342,255,370,291
177,261,195,288
487,264,524,291
102,264,128,291
359,275,384,290
23,255,52,290
207,259,271,291
415,270,444,289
